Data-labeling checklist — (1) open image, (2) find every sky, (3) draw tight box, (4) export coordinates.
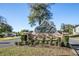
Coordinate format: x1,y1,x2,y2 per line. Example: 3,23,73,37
0,3,79,32
52,3,79,30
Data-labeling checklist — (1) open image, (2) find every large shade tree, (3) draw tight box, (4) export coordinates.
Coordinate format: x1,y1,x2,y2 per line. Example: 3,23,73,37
0,16,7,24
28,3,53,26
0,16,13,33
35,20,56,33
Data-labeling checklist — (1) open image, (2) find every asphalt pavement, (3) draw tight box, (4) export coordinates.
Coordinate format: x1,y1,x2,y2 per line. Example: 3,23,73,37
69,38,79,56
0,37,21,48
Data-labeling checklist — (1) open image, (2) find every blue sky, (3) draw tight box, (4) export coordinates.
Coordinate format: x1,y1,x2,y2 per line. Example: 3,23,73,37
52,3,79,30
0,3,79,32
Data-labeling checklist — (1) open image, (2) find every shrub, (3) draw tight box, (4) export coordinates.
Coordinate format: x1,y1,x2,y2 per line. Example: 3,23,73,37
31,39,35,46
15,42,19,45
42,38,46,45
57,37,61,46
15,42,25,46
63,35,69,47
0,34,5,38
34,40,39,45
42,40,45,44
19,42,25,46
27,33,35,46
50,40,53,45
20,33,27,44
60,42,65,47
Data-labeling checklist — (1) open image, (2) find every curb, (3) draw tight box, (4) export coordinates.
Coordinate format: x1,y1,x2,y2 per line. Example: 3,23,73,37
71,49,78,56
69,44,78,56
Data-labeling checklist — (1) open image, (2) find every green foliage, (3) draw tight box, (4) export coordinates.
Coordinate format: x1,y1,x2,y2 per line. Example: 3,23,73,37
0,34,5,38
57,37,61,46
50,40,53,45
15,42,25,46
0,23,13,33
34,40,40,45
0,16,13,33
61,23,74,34
29,31,33,33
21,34,27,42
35,20,56,33
28,33,35,46
60,42,65,47
16,32,21,36
20,29,29,32
0,16,7,24
19,29,29,36
20,33,35,46
63,36,69,47
42,39,45,44
21,35,24,42
28,3,52,26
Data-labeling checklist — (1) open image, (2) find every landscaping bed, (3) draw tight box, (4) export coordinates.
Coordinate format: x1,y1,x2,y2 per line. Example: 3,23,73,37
0,46,75,56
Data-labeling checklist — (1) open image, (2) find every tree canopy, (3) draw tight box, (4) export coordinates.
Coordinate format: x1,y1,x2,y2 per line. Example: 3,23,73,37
20,29,29,32
28,3,53,26
61,23,74,34
35,20,56,33
0,16,13,33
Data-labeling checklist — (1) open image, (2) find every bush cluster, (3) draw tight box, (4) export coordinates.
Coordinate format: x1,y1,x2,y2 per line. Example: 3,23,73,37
60,35,69,47
15,32,70,47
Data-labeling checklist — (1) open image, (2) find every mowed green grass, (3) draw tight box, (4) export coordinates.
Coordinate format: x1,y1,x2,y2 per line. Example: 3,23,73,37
0,36,20,41
0,46,75,56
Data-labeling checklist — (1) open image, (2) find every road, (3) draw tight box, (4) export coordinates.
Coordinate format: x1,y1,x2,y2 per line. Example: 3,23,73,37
0,37,21,48
69,38,79,55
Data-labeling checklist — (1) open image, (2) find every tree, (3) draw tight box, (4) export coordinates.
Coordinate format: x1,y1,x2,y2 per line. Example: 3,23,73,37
35,20,56,33
0,16,7,24
20,29,29,32
61,23,74,34
0,16,13,33
28,3,52,26
61,23,65,32
0,22,13,33
5,24,13,32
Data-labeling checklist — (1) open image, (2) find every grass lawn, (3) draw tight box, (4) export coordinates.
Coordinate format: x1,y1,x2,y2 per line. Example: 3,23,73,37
0,46,75,56
0,36,20,41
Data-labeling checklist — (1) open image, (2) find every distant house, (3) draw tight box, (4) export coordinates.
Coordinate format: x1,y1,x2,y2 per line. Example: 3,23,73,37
73,25,79,35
